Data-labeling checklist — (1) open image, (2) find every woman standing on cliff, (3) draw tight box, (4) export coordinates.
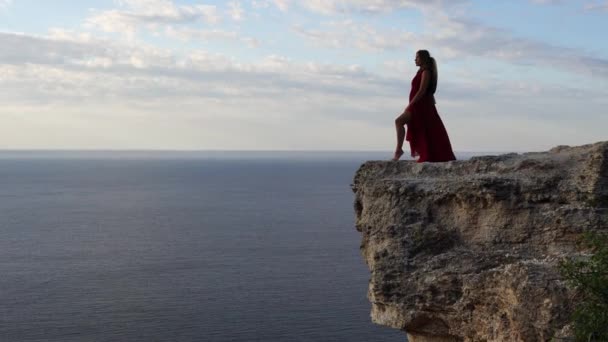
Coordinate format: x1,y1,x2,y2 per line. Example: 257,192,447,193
393,50,456,162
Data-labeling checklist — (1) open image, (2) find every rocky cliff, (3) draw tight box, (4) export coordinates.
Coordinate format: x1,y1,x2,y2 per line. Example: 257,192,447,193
352,141,608,342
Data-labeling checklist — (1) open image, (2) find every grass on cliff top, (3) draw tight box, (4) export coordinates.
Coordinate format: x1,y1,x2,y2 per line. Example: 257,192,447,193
560,232,608,342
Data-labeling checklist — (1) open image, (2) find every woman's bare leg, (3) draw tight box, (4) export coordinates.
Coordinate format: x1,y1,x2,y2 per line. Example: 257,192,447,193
393,111,411,160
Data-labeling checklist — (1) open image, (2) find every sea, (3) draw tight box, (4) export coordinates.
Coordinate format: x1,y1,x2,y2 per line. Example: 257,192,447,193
0,151,482,342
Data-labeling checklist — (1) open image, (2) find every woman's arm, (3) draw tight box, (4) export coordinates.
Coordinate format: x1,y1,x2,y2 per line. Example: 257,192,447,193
405,70,431,112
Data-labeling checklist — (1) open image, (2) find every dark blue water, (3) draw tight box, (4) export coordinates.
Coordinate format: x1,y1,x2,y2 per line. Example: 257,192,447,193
0,153,409,342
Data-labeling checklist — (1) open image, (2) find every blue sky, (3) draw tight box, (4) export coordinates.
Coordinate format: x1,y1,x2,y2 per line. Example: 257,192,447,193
0,0,607,152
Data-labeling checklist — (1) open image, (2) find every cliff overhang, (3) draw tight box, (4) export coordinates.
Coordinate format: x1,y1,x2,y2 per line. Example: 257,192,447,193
352,142,608,342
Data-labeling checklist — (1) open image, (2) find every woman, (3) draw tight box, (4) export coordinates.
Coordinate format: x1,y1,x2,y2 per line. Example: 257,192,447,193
393,50,456,162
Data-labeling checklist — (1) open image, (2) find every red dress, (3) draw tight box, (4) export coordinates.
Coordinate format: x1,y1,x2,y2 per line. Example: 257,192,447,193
406,69,456,162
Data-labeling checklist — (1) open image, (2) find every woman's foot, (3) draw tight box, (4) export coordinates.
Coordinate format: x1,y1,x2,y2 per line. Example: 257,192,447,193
392,149,404,161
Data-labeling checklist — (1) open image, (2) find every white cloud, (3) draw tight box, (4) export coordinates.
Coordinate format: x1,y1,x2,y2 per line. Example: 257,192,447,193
0,31,397,106
261,0,460,15
85,0,221,34
2,31,605,128
425,14,608,78
273,0,290,11
228,1,245,20
296,0,465,14
1,0,607,151
292,10,608,79
585,1,608,11
165,26,259,48
293,20,417,52
530,0,562,4
0,31,176,70
251,0,271,9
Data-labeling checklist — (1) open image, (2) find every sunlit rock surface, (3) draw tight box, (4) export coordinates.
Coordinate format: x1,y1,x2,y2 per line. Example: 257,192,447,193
352,142,608,342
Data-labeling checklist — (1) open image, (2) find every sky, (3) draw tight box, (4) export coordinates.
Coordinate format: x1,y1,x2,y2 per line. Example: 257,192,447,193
0,0,607,152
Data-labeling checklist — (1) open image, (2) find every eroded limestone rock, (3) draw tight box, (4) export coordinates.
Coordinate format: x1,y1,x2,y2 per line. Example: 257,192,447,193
352,141,608,342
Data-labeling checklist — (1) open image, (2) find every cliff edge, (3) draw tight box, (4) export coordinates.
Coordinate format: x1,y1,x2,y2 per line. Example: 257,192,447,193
352,141,608,342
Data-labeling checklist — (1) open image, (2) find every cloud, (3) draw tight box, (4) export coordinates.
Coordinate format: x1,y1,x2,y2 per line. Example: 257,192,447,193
0,31,406,150
165,26,260,48
584,1,608,11
293,20,417,52
0,31,398,106
2,0,607,151
228,1,245,20
273,0,290,11
251,0,271,9
0,31,175,69
2,30,604,125
530,0,562,4
296,0,465,14
253,0,464,14
425,14,608,77
292,10,608,79
85,0,221,34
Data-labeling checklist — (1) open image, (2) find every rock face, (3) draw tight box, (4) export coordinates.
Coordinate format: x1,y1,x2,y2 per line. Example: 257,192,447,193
352,142,608,342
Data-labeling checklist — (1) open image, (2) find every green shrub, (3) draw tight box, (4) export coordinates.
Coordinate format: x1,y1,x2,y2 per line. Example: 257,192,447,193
559,232,608,342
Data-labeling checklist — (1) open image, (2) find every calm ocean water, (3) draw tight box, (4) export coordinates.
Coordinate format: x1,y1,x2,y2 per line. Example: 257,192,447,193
0,151,483,342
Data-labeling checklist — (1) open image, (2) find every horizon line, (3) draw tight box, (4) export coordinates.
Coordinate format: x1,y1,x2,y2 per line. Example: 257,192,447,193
0,149,523,153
